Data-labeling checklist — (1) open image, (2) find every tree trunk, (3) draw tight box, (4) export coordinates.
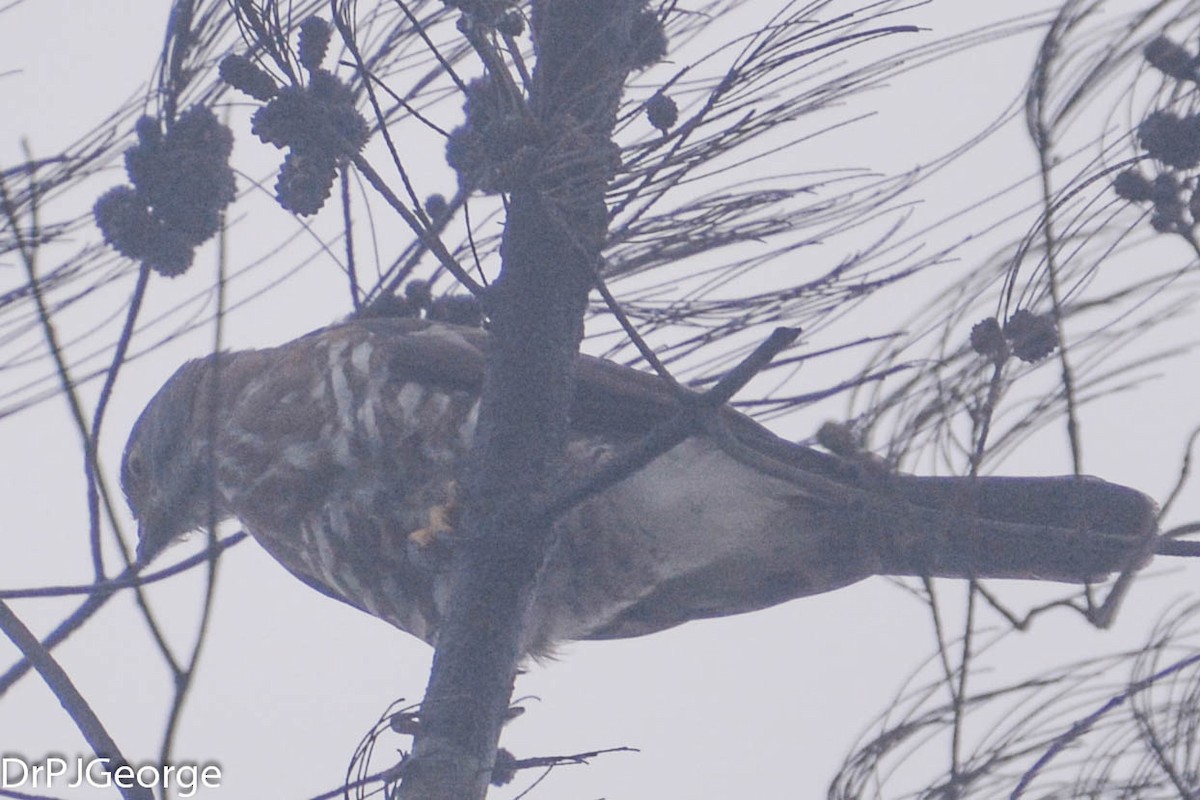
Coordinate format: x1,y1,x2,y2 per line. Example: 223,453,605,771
397,3,642,797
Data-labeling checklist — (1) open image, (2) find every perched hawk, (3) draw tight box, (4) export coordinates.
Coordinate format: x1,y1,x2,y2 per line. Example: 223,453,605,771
122,317,1158,655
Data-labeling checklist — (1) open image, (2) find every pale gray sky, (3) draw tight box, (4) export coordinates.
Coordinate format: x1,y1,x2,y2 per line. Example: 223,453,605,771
2,2,1198,798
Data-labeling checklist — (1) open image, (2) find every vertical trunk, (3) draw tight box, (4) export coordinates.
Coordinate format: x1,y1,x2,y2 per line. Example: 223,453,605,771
397,3,643,797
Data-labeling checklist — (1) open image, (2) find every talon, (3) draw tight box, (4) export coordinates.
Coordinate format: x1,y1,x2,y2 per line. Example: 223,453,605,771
408,481,459,547
408,505,452,546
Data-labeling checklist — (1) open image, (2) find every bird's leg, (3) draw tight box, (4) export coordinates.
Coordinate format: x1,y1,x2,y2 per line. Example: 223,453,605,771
408,480,460,547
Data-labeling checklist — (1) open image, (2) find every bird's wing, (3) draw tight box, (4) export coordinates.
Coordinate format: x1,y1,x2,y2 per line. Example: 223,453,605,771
327,317,1159,641
345,316,1158,574
352,315,836,458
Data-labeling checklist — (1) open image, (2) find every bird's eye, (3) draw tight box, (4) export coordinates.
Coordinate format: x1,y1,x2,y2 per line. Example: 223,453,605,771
125,451,145,484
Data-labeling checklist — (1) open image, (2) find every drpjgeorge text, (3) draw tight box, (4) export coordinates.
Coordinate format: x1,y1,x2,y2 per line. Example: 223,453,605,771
2,755,221,797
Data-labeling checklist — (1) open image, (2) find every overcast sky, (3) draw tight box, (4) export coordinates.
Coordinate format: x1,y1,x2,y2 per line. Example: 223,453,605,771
2,1,1198,798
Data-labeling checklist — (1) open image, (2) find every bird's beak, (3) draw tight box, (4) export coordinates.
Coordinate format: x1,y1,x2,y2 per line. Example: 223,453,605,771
135,523,158,566
134,514,174,566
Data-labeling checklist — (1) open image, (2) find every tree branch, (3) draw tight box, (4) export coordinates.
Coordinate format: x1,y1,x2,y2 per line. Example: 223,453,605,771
397,3,643,798
0,600,153,800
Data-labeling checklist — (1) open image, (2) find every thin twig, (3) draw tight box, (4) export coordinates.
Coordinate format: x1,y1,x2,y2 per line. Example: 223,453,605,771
351,153,483,294
539,327,799,523
0,600,153,800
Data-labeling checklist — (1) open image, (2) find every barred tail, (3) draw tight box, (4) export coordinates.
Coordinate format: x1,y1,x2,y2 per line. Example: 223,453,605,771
861,475,1159,583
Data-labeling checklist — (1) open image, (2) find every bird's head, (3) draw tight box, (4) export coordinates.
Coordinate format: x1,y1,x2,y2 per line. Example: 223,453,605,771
122,355,227,564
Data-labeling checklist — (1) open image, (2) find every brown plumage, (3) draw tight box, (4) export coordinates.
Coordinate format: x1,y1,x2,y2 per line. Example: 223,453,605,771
121,317,1159,655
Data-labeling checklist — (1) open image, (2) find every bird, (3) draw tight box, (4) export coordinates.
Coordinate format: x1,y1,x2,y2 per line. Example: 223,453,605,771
121,316,1160,656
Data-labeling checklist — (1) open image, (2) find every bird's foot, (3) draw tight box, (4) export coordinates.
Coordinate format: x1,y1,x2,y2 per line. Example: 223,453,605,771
408,481,459,547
